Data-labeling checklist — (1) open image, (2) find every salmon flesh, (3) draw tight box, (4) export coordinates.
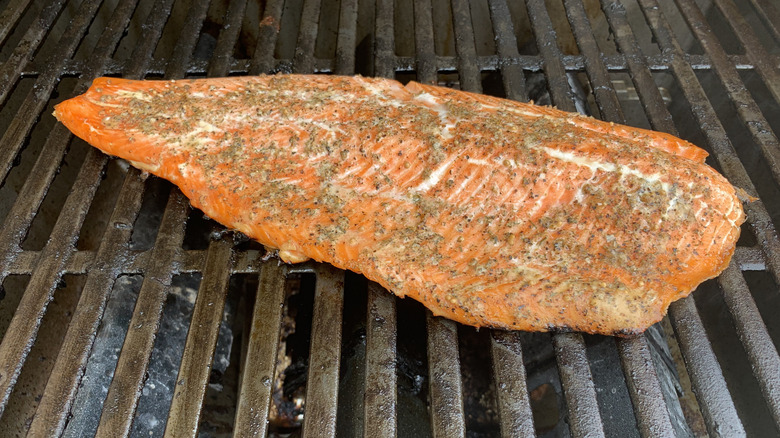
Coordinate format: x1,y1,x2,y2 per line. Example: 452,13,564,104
53,75,745,335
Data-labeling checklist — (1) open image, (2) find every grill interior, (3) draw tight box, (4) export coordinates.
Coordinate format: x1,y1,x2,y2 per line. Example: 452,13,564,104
1,0,780,436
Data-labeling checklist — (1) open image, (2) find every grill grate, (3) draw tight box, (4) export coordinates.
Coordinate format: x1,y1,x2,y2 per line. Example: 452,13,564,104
1,0,779,436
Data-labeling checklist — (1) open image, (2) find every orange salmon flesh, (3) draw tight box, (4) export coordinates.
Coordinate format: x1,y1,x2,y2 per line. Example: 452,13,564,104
53,75,746,335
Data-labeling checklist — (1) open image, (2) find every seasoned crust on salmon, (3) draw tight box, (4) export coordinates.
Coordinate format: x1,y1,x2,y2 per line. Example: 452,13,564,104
53,75,745,335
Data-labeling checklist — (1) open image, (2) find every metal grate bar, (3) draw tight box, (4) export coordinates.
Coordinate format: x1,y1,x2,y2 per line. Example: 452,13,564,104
0,0,145,415
717,263,780,428
292,0,323,73
163,239,234,437
302,265,345,438
449,0,481,93
95,190,188,437
249,0,284,75
21,0,148,431
481,10,536,432
668,298,746,437
0,149,108,416
525,1,606,437
748,0,780,42
597,1,673,131
413,0,436,83
562,2,676,435
638,0,780,428
637,0,780,282
552,334,606,438
207,0,249,78
163,0,212,80
0,0,103,185
486,0,527,101
233,262,287,437
334,0,359,75
427,316,466,437
525,0,575,112
28,166,146,436
598,2,747,436
673,0,780,186
563,0,621,122
712,0,780,104
163,1,249,433
373,0,395,78
615,336,676,437
490,331,535,437
91,0,216,435
0,0,34,46
363,283,397,438
0,0,67,107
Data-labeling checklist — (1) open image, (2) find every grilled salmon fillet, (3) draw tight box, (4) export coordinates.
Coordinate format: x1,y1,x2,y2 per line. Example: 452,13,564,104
53,75,745,335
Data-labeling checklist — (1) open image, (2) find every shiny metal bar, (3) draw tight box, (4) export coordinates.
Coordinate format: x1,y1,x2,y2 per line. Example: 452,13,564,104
490,331,535,438
486,0,527,101
427,315,465,438
600,1,746,435
163,239,234,437
95,189,188,438
717,263,780,429
292,0,323,73
363,283,397,438
0,0,67,107
302,265,345,438
233,262,287,438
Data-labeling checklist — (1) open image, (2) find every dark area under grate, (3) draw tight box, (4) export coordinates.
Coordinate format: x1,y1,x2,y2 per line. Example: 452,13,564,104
1,0,779,436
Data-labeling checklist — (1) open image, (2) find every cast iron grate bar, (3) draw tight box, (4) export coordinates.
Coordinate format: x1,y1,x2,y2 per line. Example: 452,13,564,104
163,239,234,437
711,0,780,104
490,331,535,437
300,265,345,438
747,0,780,42
599,1,746,436
0,0,140,417
363,282,397,438
164,0,249,434
638,0,780,430
0,0,67,107
292,0,322,74
486,0,527,102
525,1,607,436
674,0,780,187
0,0,103,186
93,0,214,434
233,263,287,437
412,0,436,85
248,0,284,75
562,1,677,435
0,0,34,46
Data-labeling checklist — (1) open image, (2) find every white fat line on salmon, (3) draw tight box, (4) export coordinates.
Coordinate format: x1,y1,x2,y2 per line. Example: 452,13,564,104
539,147,671,190
413,92,457,140
414,156,456,192
115,90,153,101
694,200,711,227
